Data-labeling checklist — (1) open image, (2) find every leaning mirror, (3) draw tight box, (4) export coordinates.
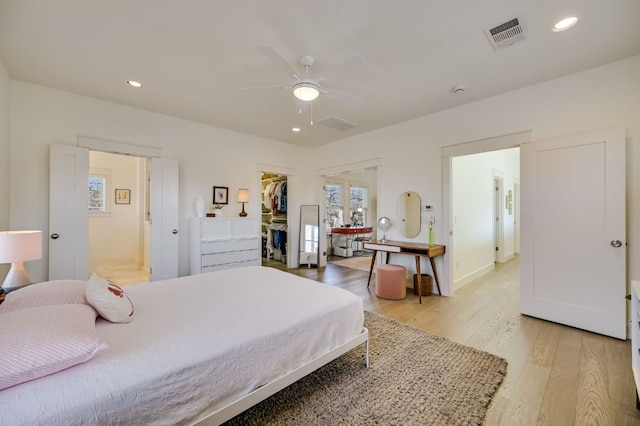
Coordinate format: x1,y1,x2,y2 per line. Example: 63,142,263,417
299,205,320,268
400,191,421,238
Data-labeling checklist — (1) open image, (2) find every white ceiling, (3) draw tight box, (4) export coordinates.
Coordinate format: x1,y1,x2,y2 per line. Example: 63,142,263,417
1,1,639,148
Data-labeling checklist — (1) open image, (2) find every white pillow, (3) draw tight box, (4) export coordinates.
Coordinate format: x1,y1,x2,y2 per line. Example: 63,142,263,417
86,273,135,323
0,304,108,390
0,280,88,314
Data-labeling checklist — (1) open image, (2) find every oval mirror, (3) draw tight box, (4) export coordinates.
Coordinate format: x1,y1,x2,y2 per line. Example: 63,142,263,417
400,191,421,238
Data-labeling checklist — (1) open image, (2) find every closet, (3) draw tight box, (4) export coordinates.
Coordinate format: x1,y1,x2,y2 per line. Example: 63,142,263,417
261,173,287,263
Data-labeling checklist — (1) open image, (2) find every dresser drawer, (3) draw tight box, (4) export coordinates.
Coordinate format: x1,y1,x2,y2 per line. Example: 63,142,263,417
202,249,259,267
201,239,258,254
202,258,260,273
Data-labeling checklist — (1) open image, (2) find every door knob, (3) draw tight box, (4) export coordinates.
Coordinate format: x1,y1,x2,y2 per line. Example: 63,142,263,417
610,240,622,247
50,233,59,239
172,229,178,235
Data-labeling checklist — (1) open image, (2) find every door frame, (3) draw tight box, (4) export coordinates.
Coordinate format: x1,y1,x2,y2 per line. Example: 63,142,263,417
317,158,382,268
50,136,176,280
442,131,532,296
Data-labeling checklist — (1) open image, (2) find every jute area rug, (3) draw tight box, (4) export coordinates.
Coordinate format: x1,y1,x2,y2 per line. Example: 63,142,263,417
224,311,507,425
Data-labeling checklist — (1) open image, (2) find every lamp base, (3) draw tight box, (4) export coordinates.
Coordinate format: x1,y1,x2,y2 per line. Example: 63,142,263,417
239,202,248,217
2,262,31,291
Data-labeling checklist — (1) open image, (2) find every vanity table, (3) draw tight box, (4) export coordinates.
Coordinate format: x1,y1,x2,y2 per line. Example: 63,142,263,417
364,239,445,303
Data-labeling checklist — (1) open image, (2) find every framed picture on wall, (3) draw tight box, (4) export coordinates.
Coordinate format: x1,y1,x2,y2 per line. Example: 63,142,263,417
115,189,131,205
213,186,229,204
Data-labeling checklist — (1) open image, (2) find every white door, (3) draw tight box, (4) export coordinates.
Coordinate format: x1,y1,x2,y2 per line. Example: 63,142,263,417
49,144,89,279
521,128,626,339
150,158,179,281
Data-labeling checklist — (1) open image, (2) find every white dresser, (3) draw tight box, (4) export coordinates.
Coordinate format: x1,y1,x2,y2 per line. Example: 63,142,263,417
190,217,261,274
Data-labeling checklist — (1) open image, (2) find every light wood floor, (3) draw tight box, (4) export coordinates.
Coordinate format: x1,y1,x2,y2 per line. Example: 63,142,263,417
278,256,640,425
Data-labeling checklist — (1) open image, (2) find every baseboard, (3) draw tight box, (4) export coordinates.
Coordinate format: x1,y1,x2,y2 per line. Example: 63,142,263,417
454,263,495,291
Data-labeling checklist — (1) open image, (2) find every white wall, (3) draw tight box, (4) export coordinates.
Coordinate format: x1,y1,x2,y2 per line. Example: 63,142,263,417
312,55,640,293
8,81,309,281
452,148,519,288
4,55,640,295
0,60,10,278
88,151,143,267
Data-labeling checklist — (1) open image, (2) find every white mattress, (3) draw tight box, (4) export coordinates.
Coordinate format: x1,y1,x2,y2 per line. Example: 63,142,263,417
0,266,364,425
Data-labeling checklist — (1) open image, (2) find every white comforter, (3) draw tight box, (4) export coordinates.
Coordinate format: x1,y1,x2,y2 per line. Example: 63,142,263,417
0,266,364,425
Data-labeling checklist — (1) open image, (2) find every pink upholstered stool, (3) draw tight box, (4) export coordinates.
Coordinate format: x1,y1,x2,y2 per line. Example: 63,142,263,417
375,264,407,300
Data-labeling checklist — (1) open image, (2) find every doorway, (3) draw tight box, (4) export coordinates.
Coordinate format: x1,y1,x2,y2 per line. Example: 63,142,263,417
261,172,289,268
324,168,377,265
88,151,150,286
449,147,520,292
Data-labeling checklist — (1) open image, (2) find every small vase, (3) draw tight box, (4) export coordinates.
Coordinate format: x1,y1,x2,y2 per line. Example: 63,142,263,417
428,229,434,245
214,208,223,217
195,196,205,218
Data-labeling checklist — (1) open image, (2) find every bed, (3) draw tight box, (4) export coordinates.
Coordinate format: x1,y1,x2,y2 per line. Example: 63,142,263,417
0,266,368,425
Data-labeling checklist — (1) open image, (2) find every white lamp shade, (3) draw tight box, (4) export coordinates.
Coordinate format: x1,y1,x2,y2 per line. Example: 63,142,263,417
0,230,43,290
238,189,250,203
0,230,43,263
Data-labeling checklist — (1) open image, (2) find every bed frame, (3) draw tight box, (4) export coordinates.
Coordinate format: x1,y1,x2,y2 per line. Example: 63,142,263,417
192,327,369,425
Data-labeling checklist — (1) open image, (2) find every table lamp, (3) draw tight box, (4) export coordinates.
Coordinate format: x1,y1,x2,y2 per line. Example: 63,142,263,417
0,230,43,291
238,188,249,217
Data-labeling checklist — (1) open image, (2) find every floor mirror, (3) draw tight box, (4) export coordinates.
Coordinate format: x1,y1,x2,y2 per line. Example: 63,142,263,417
299,205,320,268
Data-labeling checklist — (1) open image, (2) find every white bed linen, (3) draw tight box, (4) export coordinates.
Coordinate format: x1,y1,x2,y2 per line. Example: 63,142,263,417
0,266,364,425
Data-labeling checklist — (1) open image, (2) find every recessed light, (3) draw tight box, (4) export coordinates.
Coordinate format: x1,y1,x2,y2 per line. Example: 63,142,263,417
292,127,301,132
126,80,143,88
553,17,578,32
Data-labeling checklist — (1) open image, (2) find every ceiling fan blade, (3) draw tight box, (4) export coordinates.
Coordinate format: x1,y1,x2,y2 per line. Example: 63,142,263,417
323,87,363,105
317,55,366,84
258,46,301,80
241,84,290,91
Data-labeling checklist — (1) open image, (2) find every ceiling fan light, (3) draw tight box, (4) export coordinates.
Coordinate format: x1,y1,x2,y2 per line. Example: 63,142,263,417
293,83,319,101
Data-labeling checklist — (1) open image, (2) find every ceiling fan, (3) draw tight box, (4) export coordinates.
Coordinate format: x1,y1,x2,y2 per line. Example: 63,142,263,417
250,46,366,108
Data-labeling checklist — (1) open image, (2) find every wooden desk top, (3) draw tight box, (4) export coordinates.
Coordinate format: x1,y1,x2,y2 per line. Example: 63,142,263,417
364,239,445,257
331,226,374,235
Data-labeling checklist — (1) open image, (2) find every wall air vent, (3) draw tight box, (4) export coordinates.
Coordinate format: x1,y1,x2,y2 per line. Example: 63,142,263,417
484,16,527,50
316,116,357,131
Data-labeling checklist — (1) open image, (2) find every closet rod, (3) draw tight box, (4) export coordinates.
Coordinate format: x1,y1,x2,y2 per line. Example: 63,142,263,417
263,176,287,183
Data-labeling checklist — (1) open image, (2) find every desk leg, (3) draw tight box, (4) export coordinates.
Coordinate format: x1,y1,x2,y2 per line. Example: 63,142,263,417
415,256,422,304
429,257,442,295
367,250,377,288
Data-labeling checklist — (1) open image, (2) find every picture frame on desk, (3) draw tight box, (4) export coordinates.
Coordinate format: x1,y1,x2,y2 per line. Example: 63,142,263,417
213,186,228,204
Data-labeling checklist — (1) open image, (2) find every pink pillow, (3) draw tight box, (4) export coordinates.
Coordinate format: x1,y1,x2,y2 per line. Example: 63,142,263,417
0,304,109,390
86,273,135,323
0,280,88,314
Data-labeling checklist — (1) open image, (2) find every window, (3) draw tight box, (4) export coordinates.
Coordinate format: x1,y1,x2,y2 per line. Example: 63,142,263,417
325,183,343,227
349,185,368,226
88,168,111,214
88,176,106,212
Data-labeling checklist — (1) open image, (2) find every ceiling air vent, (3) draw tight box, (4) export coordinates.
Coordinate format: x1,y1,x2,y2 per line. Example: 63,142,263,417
316,116,357,131
484,16,527,50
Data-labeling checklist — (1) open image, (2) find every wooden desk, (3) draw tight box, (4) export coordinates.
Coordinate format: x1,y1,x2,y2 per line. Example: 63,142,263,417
363,240,446,303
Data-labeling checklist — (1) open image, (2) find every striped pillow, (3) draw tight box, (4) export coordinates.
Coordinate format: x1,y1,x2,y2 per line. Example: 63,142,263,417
0,304,108,390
